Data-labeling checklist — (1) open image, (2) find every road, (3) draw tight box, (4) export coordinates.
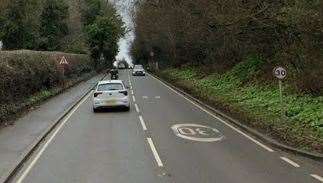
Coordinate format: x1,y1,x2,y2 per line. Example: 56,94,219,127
10,70,323,183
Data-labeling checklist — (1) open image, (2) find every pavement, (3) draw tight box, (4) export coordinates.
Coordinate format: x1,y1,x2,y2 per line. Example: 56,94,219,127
0,74,104,182
3,70,323,183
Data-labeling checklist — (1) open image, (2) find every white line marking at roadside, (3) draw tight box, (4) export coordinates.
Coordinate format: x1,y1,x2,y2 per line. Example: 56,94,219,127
135,104,140,113
147,138,163,167
139,115,147,131
311,174,323,182
16,91,92,183
149,73,274,152
280,157,300,168
132,96,136,102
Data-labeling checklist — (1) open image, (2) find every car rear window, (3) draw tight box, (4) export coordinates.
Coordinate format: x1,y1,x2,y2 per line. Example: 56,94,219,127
97,83,123,91
134,65,143,69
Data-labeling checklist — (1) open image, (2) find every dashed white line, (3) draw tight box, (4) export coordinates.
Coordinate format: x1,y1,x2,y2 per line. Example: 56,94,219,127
135,103,140,113
131,90,134,95
132,96,136,102
149,73,274,152
280,157,300,168
16,91,92,183
155,96,161,99
139,115,147,131
143,96,148,99
311,174,323,182
147,138,164,167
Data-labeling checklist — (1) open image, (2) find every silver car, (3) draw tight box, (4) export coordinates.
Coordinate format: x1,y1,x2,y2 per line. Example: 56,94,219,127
92,80,130,112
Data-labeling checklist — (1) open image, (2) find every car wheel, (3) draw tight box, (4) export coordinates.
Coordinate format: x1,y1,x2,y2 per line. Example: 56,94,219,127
93,108,99,113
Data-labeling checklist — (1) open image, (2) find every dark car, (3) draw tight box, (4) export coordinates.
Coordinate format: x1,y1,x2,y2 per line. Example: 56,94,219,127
110,69,119,80
132,65,146,76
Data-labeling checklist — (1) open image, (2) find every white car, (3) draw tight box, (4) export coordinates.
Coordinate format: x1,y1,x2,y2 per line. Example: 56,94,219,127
132,65,146,76
93,80,130,112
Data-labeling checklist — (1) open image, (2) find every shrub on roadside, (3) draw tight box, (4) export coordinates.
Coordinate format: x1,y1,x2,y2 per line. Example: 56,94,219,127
0,50,95,123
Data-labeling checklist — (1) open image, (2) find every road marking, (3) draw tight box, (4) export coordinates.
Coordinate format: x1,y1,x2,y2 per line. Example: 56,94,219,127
131,90,134,95
139,115,147,131
311,174,323,182
149,73,274,152
147,138,163,167
143,96,148,99
16,91,92,183
280,157,300,168
132,96,136,102
172,123,224,142
135,103,140,113
155,96,161,99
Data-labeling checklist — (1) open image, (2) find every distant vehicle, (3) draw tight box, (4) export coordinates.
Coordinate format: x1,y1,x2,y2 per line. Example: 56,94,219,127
93,80,130,112
132,65,146,76
118,63,127,69
110,69,119,80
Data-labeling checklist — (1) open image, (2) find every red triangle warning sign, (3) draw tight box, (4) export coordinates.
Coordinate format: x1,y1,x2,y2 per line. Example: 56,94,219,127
59,56,69,65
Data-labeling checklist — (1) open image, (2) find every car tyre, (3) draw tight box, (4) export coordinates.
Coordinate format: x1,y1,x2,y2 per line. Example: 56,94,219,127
93,108,99,113
124,106,130,111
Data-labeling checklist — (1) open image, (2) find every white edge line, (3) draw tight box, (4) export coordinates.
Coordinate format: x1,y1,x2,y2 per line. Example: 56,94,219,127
135,103,140,113
148,73,274,152
280,157,300,168
311,174,323,182
139,115,147,131
147,138,163,167
16,92,92,183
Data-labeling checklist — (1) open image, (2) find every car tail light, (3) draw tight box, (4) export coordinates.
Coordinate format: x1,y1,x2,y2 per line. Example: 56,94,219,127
94,92,103,97
119,90,128,96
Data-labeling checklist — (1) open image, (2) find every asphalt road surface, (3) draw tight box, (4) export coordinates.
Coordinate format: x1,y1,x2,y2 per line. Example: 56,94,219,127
10,70,323,183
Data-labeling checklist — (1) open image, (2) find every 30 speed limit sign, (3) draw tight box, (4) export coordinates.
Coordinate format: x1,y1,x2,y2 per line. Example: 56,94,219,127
273,67,287,80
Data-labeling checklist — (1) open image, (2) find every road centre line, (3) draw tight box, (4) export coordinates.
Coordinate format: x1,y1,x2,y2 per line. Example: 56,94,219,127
148,73,274,152
16,91,92,183
280,157,300,168
135,103,140,113
311,174,323,182
139,115,147,131
147,138,164,167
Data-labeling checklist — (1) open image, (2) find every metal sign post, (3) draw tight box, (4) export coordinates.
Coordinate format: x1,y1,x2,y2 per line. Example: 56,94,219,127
273,66,287,115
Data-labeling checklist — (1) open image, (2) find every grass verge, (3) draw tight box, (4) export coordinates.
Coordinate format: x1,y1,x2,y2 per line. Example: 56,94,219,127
156,64,323,154
0,71,97,127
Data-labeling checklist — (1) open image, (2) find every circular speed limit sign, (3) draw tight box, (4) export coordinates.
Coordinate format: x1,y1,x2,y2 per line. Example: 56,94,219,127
273,67,287,79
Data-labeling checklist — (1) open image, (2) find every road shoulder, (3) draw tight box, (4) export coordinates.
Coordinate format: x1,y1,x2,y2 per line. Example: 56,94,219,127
0,74,104,182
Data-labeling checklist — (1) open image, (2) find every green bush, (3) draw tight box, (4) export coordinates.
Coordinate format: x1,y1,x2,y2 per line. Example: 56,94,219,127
0,50,94,107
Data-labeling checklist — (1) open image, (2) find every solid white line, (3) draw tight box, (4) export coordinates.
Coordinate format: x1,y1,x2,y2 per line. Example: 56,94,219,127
135,103,140,113
147,138,163,167
139,115,147,131
16,92,92,183
148,73,274,152
311,174,323,182
280,157,300,168
132,96,136,102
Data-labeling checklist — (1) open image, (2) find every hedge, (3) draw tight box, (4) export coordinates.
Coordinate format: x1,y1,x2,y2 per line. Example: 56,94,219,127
0,50,95,123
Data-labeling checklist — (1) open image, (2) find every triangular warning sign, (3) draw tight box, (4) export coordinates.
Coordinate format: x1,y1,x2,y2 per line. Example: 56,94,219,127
59,56,69,65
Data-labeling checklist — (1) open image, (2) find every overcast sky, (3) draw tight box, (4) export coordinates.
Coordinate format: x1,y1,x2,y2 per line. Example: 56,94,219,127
112,0,135,64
